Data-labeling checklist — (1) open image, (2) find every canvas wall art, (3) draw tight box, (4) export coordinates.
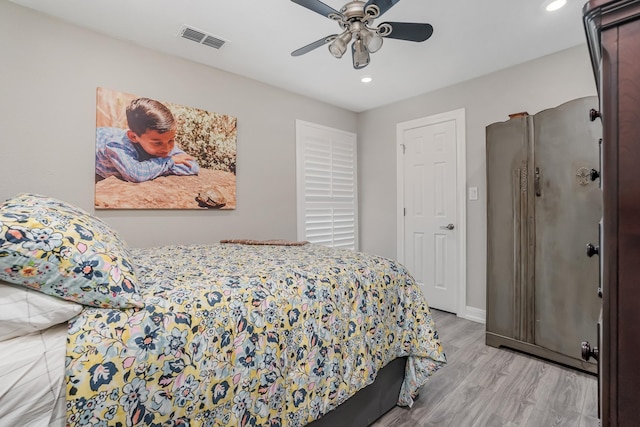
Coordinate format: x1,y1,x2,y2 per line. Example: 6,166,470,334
94,87,237,209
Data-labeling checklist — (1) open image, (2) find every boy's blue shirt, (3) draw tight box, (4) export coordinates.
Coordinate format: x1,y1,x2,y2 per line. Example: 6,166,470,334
95,127,200,182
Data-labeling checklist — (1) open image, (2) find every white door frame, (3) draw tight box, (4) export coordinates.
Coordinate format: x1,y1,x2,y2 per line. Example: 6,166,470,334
396,108,467,318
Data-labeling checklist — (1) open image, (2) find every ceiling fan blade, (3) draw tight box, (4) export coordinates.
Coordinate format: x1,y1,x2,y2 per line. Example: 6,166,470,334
291,35,337,56
365,0,401,17
380,22,434,42
291,0,342,19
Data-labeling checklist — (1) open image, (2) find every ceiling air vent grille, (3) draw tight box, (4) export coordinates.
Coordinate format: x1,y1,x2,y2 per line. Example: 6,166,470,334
179,25,226,49
202,35,226,49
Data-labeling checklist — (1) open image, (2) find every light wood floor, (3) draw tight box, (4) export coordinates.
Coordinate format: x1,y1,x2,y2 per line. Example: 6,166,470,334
372,310,599,427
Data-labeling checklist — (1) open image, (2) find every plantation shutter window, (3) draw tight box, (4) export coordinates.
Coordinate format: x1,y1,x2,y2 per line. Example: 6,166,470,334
296,120,358,250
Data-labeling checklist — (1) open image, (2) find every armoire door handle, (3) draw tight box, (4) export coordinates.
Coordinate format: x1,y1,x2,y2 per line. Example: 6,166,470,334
586,243,600,257
535,167,541,197
581,341,599,362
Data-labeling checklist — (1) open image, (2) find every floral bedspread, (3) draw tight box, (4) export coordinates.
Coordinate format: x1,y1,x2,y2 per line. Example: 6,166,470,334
65,244,446,427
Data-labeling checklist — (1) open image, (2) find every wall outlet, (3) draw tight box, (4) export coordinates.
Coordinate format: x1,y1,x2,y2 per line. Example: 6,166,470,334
468,186,478,201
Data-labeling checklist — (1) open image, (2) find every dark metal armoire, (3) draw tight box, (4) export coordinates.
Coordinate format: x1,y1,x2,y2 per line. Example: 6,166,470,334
485,96,602,374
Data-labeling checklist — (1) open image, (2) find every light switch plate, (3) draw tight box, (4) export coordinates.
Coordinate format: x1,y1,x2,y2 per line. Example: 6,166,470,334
468,186,478,201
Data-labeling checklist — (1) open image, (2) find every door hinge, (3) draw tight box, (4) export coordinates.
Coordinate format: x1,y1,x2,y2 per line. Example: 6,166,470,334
404,208,406,216
401,143,406,154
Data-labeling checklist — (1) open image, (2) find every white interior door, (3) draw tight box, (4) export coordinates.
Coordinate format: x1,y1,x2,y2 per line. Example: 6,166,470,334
398,110,464,314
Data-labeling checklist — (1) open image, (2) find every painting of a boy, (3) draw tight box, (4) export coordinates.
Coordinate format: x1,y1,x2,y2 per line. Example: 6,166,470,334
94,87,237,210
96,98,200,183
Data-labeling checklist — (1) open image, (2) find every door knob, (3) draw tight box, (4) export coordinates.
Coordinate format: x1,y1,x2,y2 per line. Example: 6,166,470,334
586,243,600,257
590,168,600,181
589,108,601,121
440,224,455,230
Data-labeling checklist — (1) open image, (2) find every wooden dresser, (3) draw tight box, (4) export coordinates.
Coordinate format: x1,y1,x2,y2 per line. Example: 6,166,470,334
583,1,640,425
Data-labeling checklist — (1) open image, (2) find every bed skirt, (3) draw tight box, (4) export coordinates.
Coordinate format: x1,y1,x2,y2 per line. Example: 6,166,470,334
307,357,407,427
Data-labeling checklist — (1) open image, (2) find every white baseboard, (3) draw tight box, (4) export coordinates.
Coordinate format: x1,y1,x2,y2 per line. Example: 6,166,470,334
460,306,486,324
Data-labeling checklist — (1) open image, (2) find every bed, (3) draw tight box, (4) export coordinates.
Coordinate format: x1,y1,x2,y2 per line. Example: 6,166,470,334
0,193,446,427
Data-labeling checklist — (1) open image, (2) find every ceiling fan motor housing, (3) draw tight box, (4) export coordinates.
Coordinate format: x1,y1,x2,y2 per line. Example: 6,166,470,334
340,1,380,23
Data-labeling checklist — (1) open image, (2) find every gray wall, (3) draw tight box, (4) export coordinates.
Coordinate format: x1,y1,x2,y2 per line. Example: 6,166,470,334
358,44,598,313
0,0,357,248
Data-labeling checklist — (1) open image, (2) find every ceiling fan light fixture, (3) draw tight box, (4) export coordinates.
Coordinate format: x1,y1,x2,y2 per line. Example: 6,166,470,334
328,31,352,58
352,38,370,69
362,28,383,53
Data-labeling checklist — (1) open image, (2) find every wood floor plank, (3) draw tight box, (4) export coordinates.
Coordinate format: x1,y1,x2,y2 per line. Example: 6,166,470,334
580,415,599,427
427,384,496,427
372,310,598,427
523,406,583,427
581,373,598,419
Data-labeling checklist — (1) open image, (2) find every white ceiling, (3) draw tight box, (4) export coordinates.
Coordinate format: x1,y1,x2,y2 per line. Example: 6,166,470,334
10,0,589,112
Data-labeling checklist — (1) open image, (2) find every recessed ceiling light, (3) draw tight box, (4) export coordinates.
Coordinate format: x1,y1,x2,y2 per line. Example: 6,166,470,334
361,76,373,83
546,0,566,11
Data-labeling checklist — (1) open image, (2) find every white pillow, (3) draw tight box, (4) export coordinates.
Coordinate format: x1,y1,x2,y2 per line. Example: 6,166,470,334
0,324,68,427
0,281,83,341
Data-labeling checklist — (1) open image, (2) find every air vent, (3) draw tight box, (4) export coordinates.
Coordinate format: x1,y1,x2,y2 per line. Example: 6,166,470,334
202,35,225,49
179,25,226,49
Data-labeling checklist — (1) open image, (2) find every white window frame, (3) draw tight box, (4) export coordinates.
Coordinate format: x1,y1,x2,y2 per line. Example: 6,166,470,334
295,120,358,250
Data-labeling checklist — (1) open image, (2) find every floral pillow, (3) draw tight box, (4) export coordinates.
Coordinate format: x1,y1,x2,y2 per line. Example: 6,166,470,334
0,193,143,308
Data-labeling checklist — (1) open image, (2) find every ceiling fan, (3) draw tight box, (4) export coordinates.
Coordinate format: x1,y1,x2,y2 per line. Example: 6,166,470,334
290,0,434,69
